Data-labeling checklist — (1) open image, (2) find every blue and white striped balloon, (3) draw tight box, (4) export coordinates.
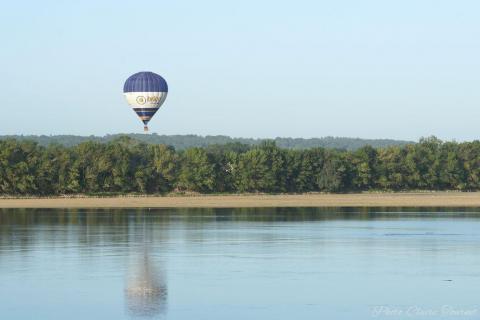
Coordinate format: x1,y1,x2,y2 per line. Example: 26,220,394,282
123,71,168,132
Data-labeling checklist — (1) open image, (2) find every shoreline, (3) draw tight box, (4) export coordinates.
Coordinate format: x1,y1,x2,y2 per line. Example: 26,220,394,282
2,192,480,208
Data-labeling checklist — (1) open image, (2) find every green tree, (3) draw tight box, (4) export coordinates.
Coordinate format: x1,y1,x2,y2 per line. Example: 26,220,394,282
177,148,215,192
152,144,178,193
351,145,377,190
317,150,349,192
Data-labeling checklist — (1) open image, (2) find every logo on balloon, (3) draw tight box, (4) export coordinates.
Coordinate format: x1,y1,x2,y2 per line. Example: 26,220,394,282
136,96,146,105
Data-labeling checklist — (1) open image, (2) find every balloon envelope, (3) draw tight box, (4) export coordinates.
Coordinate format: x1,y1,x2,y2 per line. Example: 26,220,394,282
123,72,168,130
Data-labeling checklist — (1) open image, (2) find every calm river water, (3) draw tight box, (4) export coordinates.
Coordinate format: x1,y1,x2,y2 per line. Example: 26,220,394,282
1,208,480,319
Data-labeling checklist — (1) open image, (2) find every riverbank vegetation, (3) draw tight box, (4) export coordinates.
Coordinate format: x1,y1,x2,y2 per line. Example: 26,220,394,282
0,136,478,196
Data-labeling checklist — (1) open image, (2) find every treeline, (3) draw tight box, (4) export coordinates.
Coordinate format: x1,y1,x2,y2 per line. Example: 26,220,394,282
0,136,479,196
0,134,411,150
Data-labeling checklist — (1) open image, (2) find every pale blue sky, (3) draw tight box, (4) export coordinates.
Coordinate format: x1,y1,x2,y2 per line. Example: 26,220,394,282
1,0,479,140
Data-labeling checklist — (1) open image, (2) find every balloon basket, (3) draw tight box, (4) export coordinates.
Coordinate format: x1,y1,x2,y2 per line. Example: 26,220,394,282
144,126,149,132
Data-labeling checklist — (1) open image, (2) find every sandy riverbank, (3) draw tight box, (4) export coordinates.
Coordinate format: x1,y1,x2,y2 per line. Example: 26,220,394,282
1,192,480,208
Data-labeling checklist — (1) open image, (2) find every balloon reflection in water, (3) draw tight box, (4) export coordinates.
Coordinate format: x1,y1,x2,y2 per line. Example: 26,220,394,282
125,250,167,317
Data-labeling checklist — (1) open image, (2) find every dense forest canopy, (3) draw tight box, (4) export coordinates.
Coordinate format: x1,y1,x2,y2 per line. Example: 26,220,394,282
0,136,479,196
0,134,411,151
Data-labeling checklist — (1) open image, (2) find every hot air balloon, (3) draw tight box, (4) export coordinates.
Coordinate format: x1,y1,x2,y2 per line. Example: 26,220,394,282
123,71,168,132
